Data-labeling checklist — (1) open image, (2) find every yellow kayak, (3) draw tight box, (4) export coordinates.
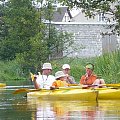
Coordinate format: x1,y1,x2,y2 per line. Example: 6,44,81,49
0,83,6,88
97,88,120,100
27,88,98,101
27,86,120,100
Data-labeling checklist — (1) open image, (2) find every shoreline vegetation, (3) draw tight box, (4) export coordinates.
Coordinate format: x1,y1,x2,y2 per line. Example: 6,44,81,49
1,50,120,85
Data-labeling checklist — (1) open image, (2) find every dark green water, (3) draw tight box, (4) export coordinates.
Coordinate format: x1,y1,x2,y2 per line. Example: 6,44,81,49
0,85,120,120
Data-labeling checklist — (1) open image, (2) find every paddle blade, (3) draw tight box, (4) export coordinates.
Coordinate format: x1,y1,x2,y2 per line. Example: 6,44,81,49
30,72,35,81
13,88,30,94
13,88,42,94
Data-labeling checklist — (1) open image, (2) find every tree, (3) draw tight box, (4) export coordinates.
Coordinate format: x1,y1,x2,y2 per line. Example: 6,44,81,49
0,0,73,75
15,0,73,74
16,25,73,75
0,4,6,40
0,0,40,60
58,0,120,35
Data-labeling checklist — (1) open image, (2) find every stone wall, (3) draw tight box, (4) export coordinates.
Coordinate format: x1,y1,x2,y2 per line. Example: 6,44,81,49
52,22,119,58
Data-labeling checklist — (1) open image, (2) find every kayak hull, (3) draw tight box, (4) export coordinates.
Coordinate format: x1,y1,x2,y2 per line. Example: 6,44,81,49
27,87,120,100
98,88,120,100
27,88,98,101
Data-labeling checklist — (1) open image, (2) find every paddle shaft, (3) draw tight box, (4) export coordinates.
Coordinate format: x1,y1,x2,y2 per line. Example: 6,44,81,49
69,83,120,87
13,83,120,95
13,86,83,94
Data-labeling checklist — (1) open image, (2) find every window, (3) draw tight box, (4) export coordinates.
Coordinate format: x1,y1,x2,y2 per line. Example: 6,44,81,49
98,13,105,22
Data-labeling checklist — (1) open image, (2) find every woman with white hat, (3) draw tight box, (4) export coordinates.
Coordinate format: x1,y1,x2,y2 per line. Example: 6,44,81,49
62,64,76,84
50,71,69,90
33,63,55,89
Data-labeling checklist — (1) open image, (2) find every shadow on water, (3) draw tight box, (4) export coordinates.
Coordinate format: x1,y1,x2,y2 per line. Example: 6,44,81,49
0,84,120,120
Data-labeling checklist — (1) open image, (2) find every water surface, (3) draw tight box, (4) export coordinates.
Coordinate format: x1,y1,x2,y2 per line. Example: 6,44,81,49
0,86,120,120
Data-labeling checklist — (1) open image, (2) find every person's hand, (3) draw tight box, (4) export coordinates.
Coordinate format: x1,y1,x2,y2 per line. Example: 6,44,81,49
82,85,88,89
50,86,59,90
30,72,37,81
66,74,69,77
50,86,56,90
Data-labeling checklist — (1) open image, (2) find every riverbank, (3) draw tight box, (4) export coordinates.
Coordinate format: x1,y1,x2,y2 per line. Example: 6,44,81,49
1,50,120,84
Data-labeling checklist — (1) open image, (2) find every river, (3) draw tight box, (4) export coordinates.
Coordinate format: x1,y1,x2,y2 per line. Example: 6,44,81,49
0,85,120,120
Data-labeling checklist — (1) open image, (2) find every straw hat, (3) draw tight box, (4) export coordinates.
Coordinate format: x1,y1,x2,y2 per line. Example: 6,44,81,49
42,63,52,70
55,71,66,79
62,64,70,69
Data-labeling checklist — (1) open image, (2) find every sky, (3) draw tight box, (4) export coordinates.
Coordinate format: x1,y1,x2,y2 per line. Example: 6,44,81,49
70,7,81,17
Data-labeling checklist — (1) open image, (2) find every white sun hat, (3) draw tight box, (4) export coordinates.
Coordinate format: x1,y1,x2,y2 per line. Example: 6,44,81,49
55,71,66,79
42,63,52,70
62,64,70,69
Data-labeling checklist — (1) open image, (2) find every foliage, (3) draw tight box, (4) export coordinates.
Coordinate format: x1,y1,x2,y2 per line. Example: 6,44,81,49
0,0,40,60
51,57,87,83
0,4,7,40
94,50,120,83
0,60,26,81
0,0,73,75
16,32,49,75
16,25,73,75
58,0,120,35
51,50,120,83
1,50,120,83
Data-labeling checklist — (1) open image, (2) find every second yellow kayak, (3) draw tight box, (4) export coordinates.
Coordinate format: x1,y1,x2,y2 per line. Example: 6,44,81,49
97,88,120,100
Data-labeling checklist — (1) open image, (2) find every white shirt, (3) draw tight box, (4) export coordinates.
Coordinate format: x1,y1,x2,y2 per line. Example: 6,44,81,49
36,75,55,89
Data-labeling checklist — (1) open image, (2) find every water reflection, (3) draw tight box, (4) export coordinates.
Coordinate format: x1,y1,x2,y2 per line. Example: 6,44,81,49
27,98,120,120
27,99,96,120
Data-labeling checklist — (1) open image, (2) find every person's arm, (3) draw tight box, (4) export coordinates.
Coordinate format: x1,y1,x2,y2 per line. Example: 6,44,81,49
32,76,40,89
66,75,76,84
50,81,57,90
33,81,40,89
79,75,89,88
80,75,85,84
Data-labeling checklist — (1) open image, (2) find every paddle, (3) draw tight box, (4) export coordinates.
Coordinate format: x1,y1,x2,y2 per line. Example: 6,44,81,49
13,87,60,94
30,72,36,81
30,72,41,81
13,87,73,95
13,83,120,95
13,88,43,94
13,86,83,95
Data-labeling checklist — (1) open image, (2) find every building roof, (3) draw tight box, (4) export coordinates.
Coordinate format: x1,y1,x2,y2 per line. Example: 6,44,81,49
52,7,72,22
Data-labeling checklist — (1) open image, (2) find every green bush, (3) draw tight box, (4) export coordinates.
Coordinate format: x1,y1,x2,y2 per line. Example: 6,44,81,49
0,60,26,81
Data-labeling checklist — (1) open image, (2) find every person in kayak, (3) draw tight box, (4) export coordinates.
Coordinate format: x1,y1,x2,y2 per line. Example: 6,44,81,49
33,63,55,89
79,63,106,88
50,71,69,90
62,64,76,84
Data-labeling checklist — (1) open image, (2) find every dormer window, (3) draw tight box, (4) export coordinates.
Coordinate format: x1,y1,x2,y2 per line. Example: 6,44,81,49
98,13,105,22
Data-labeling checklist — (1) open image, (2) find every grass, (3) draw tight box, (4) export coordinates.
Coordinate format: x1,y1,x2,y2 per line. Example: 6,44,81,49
0,60,26,82
94,51,120,83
